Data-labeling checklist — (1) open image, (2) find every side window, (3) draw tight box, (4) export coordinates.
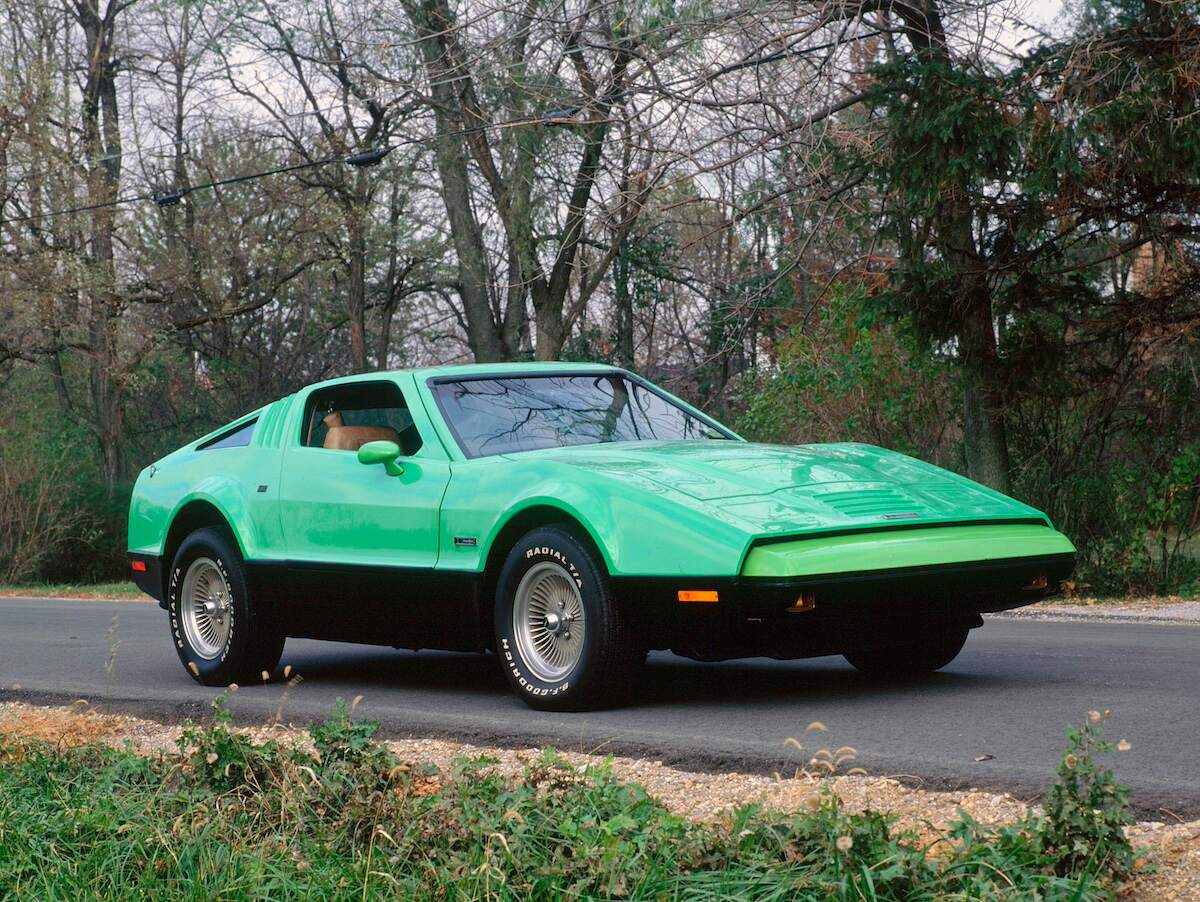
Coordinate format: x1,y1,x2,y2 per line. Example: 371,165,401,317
198,418,257,450
300,381,423,455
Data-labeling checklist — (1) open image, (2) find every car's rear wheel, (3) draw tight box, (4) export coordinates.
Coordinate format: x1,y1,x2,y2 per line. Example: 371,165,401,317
167,527,284,687
494,526,642,710
843,620,970,677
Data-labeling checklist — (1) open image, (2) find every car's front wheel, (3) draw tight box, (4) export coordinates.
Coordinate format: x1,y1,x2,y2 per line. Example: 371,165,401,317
494,526,642,711
842,619,970,677
167,527,284,686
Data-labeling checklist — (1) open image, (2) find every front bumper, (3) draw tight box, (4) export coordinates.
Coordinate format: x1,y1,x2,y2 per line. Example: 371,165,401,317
734,551,1076,615
612,549,1076,660
615,550,1075,618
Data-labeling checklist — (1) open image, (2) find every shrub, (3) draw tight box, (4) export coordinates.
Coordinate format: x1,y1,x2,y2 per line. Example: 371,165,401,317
0,441,74,582
1037,712,1136,878
309,696,385,768
177,694,285,793
738,286,1200,597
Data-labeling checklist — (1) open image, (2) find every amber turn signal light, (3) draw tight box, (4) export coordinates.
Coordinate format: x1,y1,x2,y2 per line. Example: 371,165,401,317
677,589,719,603
787,592,816,612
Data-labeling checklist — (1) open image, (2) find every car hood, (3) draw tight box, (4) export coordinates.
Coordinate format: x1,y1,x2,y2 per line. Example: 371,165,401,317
511,441,1046,535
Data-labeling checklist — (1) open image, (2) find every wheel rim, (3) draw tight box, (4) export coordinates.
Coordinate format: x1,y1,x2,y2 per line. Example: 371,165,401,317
181,557,232,660
512,561,586,682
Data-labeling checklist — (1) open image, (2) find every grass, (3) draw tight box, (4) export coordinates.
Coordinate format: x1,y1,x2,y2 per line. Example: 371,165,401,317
0,580,147,600
0,699,1136,900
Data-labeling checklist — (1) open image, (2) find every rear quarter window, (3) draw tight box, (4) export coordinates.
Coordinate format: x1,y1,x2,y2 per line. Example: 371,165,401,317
197,419,257,450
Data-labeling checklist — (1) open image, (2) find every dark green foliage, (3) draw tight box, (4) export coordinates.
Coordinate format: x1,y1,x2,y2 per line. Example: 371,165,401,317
853,3,1200,349
36,476,132,583
0,705,1134,899
735,286,961,470
1009,339,1200,595
797,0,1200,543
0,380,131,583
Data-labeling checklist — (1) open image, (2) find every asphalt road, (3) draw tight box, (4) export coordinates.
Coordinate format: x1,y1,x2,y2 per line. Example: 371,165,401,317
1,597,1196,818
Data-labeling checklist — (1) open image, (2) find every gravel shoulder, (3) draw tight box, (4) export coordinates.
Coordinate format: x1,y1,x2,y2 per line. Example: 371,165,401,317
0,700,1195,899
997,597,1200,625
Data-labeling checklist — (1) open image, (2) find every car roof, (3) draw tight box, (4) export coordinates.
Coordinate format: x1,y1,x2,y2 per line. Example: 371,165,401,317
304,361,625,391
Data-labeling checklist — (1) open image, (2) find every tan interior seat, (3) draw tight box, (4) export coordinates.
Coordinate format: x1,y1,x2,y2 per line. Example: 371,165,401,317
320,411,401,452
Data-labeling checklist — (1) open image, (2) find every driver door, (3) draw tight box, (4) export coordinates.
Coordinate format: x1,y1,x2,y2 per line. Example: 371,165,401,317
277,377,449,570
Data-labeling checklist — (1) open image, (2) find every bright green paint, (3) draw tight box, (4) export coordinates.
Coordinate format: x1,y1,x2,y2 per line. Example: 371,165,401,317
741,524,1076,578
128,363,1073,582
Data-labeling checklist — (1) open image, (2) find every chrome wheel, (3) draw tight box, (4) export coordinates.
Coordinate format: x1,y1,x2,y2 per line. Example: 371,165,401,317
181,557,232,660
512,561,586,681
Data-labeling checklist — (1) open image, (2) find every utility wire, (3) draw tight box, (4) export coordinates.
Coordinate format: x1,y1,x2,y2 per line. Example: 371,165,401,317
0,106,581,226
1,24,879,227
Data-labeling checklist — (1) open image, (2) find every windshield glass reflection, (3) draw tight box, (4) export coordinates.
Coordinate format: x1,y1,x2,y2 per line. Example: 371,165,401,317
432,374,731,458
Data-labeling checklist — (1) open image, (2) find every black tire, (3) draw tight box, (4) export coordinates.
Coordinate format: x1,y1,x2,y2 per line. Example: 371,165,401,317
166,527,284,687
843,620,970,677
494,526,642,711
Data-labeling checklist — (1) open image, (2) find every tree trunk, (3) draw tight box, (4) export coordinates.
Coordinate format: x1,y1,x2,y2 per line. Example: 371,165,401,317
612,238,634,367
531,284,565,361
377,183,403,368
77,0,127,489
346,173,370,373
890,0,1012,493
410,0,507,362
960,289,1011,493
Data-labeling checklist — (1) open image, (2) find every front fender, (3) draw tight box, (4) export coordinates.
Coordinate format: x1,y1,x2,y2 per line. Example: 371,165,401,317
439,459,751,577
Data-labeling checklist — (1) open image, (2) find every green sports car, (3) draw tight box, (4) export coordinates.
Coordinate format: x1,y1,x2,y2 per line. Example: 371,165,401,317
127,362,1075,709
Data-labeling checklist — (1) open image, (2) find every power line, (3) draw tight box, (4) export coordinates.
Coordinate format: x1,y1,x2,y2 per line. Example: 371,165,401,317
1,22,879,227
0,106,583,226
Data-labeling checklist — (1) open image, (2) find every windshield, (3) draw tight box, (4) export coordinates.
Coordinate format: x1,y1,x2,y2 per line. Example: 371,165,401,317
431,373,733,458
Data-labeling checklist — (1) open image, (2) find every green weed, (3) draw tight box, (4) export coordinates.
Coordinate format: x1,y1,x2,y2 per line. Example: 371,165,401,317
0,707,1136,900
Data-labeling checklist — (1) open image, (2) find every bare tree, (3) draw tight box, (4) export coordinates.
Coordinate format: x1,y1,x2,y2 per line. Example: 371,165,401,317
217,0,418,372
402,0,661,360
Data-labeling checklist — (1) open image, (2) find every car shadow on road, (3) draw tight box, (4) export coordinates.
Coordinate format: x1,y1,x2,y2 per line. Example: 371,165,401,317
275,645,508,694
635,656,998,707
271,642,1003,708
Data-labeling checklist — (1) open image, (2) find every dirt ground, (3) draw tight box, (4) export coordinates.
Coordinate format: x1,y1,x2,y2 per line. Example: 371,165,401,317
0,701,1194,899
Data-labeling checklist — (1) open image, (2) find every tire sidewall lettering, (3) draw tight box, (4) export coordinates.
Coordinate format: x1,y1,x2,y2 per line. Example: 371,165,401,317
522,545,583,587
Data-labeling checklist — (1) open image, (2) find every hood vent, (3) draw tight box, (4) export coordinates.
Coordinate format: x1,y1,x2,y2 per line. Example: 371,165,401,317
813,487,928,519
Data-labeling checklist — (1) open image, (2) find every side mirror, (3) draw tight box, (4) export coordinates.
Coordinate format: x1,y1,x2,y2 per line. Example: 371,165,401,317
357,440,404,477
